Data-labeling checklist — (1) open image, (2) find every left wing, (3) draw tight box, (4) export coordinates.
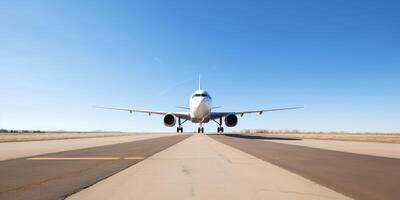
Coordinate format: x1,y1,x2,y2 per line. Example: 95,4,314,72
94,106,191,120
210,107,303,119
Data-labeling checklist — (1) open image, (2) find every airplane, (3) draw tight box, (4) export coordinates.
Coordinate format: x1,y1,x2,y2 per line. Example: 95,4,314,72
95,77,303,133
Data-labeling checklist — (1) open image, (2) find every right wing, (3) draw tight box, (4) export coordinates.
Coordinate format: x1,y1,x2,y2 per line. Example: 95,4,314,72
94,106,191,120
234,107,304,116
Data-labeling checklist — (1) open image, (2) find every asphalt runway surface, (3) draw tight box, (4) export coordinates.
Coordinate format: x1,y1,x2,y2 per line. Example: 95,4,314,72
210,134,400,200
0,135,190,200
0,133,399,200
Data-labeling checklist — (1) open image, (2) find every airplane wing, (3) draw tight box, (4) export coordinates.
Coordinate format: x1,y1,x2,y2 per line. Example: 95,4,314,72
210,107,303,119
94,106,191,120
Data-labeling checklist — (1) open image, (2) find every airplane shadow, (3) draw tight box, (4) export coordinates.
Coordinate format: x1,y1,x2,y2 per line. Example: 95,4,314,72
216,134,302,141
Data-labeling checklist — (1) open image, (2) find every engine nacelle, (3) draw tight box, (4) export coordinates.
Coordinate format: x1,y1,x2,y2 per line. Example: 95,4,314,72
163,113,176,127
224,113,238,127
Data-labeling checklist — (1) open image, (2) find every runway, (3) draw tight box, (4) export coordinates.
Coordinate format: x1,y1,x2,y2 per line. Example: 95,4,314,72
67,134,349,200
0,133,399,200
0,135,189,200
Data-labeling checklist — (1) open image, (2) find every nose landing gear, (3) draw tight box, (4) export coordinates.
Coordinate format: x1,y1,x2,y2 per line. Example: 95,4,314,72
197,127,204,133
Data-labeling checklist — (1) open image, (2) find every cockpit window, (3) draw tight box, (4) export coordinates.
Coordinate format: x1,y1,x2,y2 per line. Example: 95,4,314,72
192,93,210,98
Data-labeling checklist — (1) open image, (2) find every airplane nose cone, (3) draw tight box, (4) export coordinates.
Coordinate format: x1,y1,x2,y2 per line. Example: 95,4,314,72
193,98,211,118
199,99,211,111
199,97,207,104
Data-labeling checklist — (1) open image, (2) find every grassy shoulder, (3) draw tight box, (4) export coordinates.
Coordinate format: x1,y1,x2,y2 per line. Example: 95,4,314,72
241,130,400,143
0,132,135,143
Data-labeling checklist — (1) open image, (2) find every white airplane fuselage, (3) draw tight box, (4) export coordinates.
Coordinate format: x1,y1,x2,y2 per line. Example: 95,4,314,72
189,90,212,123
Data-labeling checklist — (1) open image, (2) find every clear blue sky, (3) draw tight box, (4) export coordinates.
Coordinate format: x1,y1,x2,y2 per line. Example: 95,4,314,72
0,0,399,132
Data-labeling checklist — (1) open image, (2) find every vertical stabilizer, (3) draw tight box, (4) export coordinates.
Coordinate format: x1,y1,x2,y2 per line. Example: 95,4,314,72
198,74,201,90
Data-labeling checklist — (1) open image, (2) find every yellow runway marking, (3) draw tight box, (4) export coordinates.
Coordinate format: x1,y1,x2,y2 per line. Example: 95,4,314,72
27,157,145,160
28,157,121,160
124,157,145,160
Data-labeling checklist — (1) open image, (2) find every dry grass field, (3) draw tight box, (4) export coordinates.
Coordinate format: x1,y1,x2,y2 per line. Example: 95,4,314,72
241,130,400,143
0,132,133,143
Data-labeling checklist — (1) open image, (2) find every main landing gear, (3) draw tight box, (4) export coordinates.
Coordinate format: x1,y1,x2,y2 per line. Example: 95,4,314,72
176,117,187,133
177,127,183,133
214,117,224,133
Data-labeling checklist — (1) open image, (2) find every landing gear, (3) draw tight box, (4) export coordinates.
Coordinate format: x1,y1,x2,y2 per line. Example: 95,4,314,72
176,117,187,133
197,127,204,133
214,117,224,133
177,127,183,133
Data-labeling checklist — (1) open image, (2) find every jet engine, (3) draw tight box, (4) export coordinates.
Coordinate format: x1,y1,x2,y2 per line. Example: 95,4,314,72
163,113,176,127
224,113,238,127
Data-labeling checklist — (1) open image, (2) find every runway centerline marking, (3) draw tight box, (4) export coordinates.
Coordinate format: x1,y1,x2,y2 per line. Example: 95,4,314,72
27,157,145,160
